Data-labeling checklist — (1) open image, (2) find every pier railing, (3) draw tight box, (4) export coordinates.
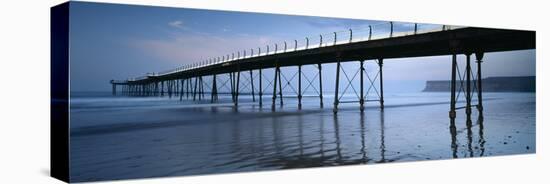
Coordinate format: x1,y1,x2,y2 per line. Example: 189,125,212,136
129,22,464,81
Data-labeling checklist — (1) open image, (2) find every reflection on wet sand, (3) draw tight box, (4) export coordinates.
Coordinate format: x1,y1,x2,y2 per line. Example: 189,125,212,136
333,115,342,161
360,113,367,163
450,118,458,158
377,111,387,163
450,113,485,158
219,107,490,169
69,93,535,182
221,109,391,168
478,116,486,156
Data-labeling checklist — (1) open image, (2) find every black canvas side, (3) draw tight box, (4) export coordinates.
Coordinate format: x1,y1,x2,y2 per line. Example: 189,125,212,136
51,2,70,183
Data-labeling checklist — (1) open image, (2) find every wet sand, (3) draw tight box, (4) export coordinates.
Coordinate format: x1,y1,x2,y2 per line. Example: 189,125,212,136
69,92,535,182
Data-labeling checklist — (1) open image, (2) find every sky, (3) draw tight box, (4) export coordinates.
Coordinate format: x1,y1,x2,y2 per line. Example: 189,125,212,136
68,1,535,92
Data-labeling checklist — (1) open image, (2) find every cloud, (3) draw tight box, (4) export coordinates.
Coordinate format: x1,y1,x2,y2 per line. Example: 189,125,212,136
304,17,379,30
168,20,185,29
129,32,280,67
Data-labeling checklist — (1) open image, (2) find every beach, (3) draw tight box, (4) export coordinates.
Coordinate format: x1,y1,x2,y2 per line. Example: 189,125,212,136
69,92,535,182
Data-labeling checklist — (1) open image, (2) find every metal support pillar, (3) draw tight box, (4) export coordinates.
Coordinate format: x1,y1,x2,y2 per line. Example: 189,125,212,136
230,72,235,103
193,77,199,101
259,68,263,106
475,52,484,114
201,77,205,100
211,74,217,103
466,53,472,121
161,81,164,97
318,63,324,108
449,54,457,119
168,81,172,98
181,78,189,99
272,65,278,109
197,77,200,100
179,80,182,97
378,59,384,109
250,70,255,102
235,70,240,106
112,84,116,96
171,81,175,98
180,79,184,101
175,80,178,97
172,80,175,98
199,76,204,101
201,77,205,99
154,82,158,96
186,78,190,99
359,60,365,111
298,65,302,109
171,81,174,97
333,59,341,114
278,66,283,106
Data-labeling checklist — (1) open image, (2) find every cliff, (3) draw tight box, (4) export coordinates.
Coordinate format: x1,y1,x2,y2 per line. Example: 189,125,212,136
422,76,535,92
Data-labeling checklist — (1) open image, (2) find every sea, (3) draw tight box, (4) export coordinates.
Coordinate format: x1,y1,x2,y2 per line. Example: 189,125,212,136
68,91,536,182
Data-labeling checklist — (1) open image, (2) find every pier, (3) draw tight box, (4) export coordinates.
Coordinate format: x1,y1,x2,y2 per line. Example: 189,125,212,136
111,22,535,121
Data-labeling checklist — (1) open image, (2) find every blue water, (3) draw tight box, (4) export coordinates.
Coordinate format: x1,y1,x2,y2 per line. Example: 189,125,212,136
68,92,536,182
